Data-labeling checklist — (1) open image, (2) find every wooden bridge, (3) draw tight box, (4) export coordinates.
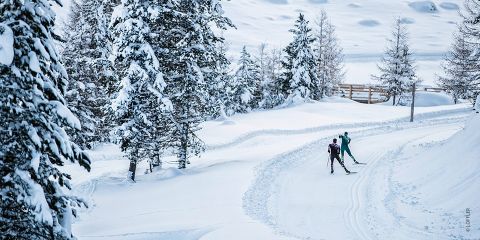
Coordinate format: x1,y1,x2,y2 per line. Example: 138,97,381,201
334,84,446,104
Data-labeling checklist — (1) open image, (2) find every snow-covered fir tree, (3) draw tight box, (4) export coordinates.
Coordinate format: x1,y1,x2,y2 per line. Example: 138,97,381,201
256,44,284,109
0,0,91,239
255,43,269,108
205,32,234,119
167,0,233,169
259,47,284,109
230,46,260,114
373,19,419,106
63,0,117,149
282,13,318,104
110,0,172,180
313,10,345,99
438,32,478,103
459,0,480,102
215,38,235,118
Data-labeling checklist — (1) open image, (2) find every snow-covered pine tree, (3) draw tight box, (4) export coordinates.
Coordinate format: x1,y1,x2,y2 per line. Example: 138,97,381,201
0,0,91,239
151,2,233,121
218,71,235,118
282,13,318,104
373,18,419,106
459,0,480,102
256,43,269,108
260,47,284,109
313,10,345,99
110,0,171,181
63,0,117,149
205,32,234,119
230,46,261,113
214,37,235,118
438,32,478,103
167,0,233,169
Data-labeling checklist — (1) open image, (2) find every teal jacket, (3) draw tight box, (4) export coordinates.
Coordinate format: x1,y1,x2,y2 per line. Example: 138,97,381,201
339,135,351,149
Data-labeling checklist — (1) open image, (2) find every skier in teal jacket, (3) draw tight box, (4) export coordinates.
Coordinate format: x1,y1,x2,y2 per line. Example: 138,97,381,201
339,132,359,164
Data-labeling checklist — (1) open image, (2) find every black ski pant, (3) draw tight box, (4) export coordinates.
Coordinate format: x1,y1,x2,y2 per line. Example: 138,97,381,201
330,154,349,173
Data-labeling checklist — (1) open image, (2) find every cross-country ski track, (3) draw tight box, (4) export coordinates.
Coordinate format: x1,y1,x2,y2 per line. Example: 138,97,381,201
72,106,477,240
243,111,472,240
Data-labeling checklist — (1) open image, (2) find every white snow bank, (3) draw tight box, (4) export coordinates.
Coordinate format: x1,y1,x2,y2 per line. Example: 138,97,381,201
414,91,455,107
381,91,455,107
358,19,380,27
399,17,416,24
264,0,288,4
144,167,185,181
0,24,14,66
408,1,438,13
319,96,358,103
393,114,480,238
308,0,328,4
439,2,459,10
201,101,468,145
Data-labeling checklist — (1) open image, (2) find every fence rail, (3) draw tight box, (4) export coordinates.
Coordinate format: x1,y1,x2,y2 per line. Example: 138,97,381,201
334,84,446,104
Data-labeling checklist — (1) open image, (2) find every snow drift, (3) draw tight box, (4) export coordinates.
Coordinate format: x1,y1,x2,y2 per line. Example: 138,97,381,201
392,114,480,238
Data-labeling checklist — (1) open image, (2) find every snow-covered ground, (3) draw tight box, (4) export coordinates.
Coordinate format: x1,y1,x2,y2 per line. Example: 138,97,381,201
64,99,480,240
49,1,479,239
52,0,463,86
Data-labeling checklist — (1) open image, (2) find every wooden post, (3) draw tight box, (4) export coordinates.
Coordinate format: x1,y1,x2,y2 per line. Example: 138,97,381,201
368,86,372,104
349,84,353,99
410,83,416,122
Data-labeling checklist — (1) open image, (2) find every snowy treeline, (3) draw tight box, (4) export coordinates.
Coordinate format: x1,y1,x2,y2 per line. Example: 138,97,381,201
373,6,480,106
62,6,346,180
60,3,348,180
226,12,345,112
438,0,480,105
63,0,118,149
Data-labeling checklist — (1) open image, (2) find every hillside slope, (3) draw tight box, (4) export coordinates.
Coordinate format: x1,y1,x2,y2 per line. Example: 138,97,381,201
53,0,463,85
221,0,463,85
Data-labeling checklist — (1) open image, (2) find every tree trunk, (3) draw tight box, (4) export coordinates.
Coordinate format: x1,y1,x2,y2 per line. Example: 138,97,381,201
128,159,137,181
178,123,189,169
392,94,396,106
152,153,161,168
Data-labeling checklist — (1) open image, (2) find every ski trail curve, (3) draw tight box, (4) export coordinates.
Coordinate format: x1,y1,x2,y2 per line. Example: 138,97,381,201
208,107,469,150
242,111,468,240
343,134,434,240
344,127,464,240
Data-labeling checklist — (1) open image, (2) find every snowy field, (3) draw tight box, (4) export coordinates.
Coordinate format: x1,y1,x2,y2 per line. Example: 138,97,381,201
220,0,463,85
52,0,464,86
64,99,480,240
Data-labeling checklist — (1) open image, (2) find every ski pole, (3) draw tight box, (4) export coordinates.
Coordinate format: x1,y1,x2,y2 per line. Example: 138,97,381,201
326,153,330,168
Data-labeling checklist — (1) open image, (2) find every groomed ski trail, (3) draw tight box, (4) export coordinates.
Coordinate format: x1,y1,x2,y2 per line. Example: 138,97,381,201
243,111,468,240
343,133,443,240
207,107,468,150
